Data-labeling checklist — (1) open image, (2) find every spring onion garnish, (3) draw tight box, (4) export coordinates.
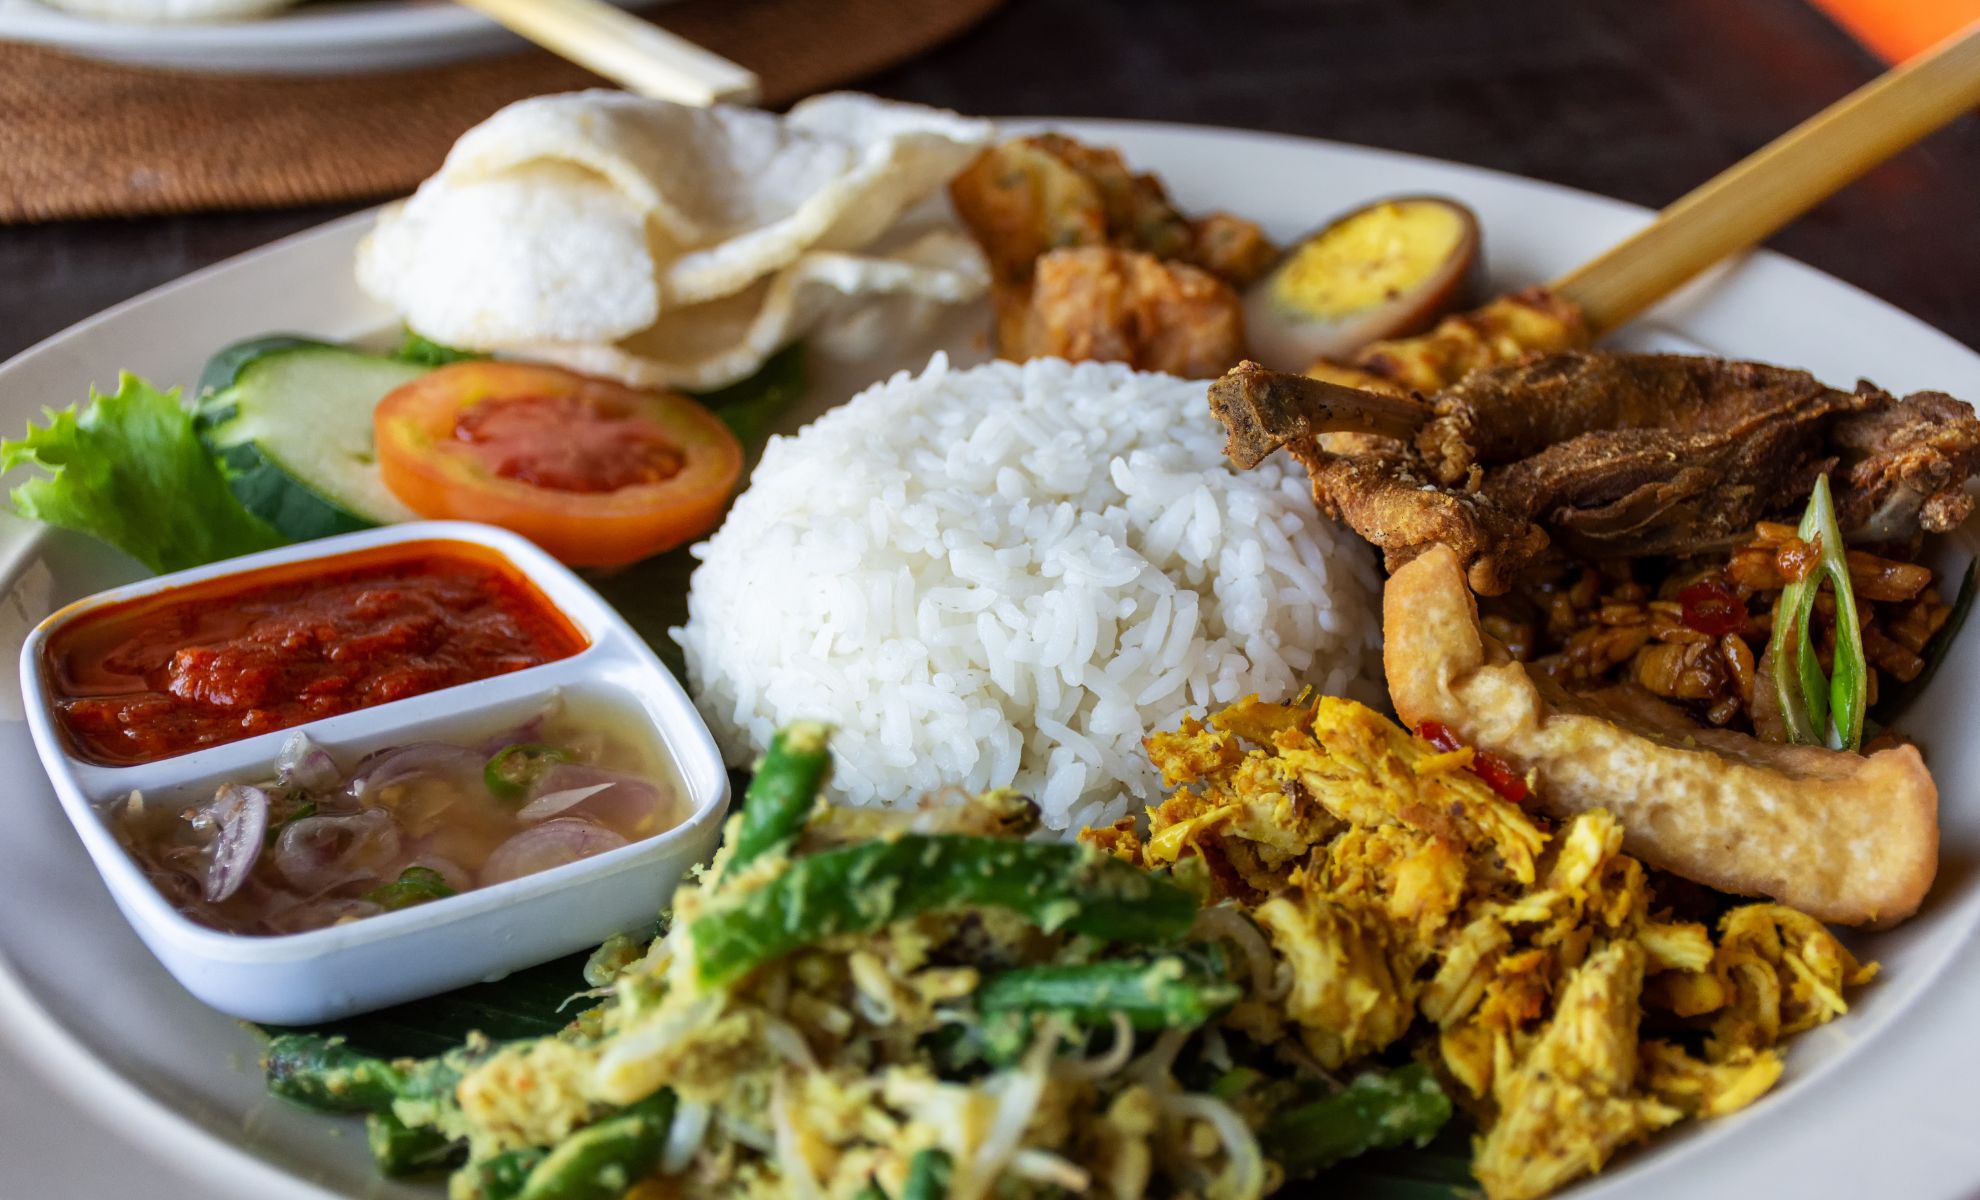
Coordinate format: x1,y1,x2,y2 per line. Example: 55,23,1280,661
1768,474,1867,751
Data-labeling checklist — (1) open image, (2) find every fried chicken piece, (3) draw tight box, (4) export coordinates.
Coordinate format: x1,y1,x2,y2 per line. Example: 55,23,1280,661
948,135,1115,286
1303,287,1588,395
1011,246,1245,378
1182,212,1279,288
1383,543,1939,926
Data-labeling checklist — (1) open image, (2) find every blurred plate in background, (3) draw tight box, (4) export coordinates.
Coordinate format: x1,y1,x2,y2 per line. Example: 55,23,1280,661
0,0,666,73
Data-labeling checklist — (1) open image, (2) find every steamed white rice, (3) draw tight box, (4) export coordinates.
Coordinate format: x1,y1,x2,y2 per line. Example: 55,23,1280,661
673,354,1384,830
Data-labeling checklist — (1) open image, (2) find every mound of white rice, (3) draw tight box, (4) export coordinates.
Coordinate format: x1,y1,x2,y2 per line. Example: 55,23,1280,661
674,354,1384,830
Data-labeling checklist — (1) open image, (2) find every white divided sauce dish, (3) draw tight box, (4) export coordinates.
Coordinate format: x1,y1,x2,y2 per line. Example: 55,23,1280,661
18,520,728,1024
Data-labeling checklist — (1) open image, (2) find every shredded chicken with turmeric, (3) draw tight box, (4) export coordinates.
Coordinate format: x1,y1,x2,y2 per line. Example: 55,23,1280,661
1088,695,1875,1200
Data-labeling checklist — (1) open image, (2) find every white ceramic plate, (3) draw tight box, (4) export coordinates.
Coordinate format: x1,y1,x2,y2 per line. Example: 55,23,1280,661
2,119,1979,1200
0,0,662,73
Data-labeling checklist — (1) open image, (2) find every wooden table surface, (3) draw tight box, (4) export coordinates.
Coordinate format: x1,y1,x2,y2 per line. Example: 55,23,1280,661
2,0,1976,361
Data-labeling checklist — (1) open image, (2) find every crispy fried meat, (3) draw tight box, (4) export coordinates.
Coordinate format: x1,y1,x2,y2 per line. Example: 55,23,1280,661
1831,390,1980,541
1211,351,1980,592
1210,359,1431,468
1290,442,1551,595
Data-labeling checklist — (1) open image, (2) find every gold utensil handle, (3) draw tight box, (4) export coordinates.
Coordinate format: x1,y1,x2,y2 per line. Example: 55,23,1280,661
1551,20,1980,336
456,0,760,107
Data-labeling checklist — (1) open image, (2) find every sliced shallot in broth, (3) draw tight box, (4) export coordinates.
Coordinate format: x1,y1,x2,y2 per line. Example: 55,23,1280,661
196,784,269,903
349,742,485,795
520,762,671,834
516,782,615,823
110,692,679,935
275,730,340,791
480,818,628,886
274,808,402,893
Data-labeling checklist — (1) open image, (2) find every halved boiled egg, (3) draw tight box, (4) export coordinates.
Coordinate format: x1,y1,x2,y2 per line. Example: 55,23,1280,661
1243,196,1482,371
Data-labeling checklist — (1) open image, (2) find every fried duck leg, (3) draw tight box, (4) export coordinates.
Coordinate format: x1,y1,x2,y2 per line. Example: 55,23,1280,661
1210,351,1980,594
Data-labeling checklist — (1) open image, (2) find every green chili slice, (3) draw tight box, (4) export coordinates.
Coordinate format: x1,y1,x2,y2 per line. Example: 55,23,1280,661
976,952,1239,1030
484,744,572,802
364,866,457,912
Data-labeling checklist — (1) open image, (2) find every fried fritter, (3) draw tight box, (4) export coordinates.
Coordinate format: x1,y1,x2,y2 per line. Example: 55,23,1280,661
1009,246,1246,379
950,134,1276,369
1383,542,1939,926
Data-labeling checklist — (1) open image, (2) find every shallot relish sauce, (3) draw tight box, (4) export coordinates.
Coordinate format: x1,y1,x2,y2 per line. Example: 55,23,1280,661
43,540,587,766
113,697,683,936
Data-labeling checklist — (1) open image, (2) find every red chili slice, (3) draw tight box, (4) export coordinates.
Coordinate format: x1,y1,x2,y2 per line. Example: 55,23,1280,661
1418,719,1461,753
1469,751,1530,804
1678,579,1749,638
1413,719,1529,804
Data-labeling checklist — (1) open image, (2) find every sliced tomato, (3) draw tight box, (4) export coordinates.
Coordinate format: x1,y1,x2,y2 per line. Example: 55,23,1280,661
375,362,742,567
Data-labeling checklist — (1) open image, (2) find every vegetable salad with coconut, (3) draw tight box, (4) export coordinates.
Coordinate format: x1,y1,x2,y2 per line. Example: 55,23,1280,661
262,720,1454,1198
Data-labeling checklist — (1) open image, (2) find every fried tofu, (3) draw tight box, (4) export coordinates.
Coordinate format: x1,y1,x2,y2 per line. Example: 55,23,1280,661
1383,543,1939,926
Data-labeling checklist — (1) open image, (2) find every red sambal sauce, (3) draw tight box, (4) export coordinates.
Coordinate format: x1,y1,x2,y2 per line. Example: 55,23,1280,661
45,540,587,766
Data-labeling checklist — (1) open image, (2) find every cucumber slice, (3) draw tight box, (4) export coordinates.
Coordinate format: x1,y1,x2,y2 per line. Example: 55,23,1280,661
195,346,426,541
195,333,340,398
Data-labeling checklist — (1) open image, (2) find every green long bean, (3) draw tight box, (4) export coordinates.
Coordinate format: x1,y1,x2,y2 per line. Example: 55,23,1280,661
977,953,1238,1029
722,721,834,880
901,1149,952,1200
515,1090,676,1200
690,835,1198,988
451,1148,549,1200
365,1110,462,1177
263,1034,480,1115
1263,1063,1453,1178
264,1035,405,1113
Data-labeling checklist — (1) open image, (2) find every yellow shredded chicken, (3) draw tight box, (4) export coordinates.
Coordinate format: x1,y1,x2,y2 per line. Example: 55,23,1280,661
1096,694,1875,1200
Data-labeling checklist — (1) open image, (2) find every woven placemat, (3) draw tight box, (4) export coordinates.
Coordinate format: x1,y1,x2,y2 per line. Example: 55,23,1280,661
0,0,1001,223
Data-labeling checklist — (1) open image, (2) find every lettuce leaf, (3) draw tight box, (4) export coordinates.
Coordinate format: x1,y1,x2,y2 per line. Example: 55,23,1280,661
2,372,288,574
394,328,486,368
